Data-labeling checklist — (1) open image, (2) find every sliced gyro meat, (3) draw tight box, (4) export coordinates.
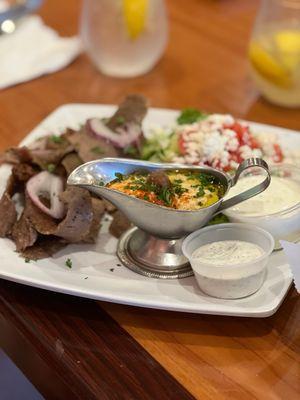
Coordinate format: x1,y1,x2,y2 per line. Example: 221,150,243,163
12,163,38,182
25,194,58,235
82,197,105,243
0,146,31,165
109,210,131,239
21,237,67,261
106,94,147,131
65,126,118,163
87,95,147,152
12,211,38,252
0,193,17,237
55,187,94,242
61,153,83,176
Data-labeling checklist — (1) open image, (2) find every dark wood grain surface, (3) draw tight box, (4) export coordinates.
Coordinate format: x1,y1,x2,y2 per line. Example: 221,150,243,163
0,280,195,400
0,0,299,399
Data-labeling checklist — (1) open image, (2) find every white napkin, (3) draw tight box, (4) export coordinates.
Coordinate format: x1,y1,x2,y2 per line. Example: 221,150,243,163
0,0,9,13
280,240,300,293
0,15,81,89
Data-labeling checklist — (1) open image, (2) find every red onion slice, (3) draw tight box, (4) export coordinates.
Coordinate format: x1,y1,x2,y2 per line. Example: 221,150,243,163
87,118,141,148
26,171,65,219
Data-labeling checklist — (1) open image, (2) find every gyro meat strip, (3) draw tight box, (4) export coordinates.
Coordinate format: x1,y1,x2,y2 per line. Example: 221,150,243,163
21,236,67,261
65,126,118,163
12,211,37,252
103,199,117,214
109,210,131,239
0,146,31,165
61,152,83,176
12,163,38,182
106,94,147,131
82,197,105,243
55,187,94,242
0,193,17,237
25,194,58,235
0,173,21,237
29,135,74,170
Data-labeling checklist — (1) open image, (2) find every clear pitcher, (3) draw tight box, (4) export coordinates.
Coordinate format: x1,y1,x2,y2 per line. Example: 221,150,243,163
249,0,300,107
80,0,168,78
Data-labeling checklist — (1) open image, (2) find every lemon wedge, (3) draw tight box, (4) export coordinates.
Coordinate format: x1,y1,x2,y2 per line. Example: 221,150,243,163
123,0,148,40
275,30,300,70
249,41,292,88
275,30,300,53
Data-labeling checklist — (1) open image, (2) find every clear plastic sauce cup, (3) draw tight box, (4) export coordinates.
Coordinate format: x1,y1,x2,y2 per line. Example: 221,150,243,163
182,223,274,299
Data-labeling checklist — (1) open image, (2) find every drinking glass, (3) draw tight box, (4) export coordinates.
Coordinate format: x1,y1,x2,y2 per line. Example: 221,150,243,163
249,0,300,107
80,0,168,78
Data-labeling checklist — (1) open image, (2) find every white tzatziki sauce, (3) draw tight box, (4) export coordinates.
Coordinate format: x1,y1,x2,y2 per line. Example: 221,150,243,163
192,240,264,265
227,175,300,216
191,240,266,299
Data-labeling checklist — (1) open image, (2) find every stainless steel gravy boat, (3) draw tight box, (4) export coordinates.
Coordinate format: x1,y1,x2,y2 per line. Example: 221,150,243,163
67,157,270,278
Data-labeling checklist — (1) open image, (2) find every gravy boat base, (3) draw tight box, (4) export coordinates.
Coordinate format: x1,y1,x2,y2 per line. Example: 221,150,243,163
118,227,193,279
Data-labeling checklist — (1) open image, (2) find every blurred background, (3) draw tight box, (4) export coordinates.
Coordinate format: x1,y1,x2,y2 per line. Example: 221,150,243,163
0,0,299,150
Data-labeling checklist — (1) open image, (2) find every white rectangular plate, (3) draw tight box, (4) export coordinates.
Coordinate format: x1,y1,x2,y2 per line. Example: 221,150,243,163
0,104,296,317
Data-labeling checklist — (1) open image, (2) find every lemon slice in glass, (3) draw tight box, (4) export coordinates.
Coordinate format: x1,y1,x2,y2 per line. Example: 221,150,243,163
275,30,300,70
249,41,292,88
123,0,148,40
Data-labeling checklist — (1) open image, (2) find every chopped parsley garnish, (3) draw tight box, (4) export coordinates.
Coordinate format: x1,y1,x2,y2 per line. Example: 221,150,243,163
177,108,208,125
173,185,187,196
50,135,63,144
47,163,56,173
25,258,31,263
195,187,205,198
157,187,173,206
65,258,72,268
115,172,124,181
143,194,150,201
91,146,104,154
116,116,125,125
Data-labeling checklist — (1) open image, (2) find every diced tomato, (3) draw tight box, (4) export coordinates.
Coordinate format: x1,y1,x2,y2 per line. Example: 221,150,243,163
224,122,261,150
273,143,283,162
249,136,260,149
178,134,186,155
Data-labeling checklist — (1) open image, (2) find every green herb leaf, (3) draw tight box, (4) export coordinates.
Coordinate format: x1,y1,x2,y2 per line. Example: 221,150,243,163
47,163,56,173
158,187,173,206
116,116,125,125
50,135,63,144
24,258,31,263
91,146,104,154
115,172,124,182
177,108,208,125
65,258,72,268
196,187,205,198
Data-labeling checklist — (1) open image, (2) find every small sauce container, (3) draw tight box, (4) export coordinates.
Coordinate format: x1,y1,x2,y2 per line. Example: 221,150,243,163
182,223,274,299
224,165,300,247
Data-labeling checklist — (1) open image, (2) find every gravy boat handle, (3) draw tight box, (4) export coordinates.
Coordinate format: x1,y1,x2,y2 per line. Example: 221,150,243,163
217,158,270,213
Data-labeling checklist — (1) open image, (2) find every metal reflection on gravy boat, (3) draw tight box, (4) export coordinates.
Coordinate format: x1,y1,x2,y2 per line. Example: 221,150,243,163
68,158,270,278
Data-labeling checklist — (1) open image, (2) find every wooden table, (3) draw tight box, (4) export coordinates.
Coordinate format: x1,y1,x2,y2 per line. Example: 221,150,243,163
0,0,299,399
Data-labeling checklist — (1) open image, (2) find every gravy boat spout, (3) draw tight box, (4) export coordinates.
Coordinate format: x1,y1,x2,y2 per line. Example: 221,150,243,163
67,158,270,239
